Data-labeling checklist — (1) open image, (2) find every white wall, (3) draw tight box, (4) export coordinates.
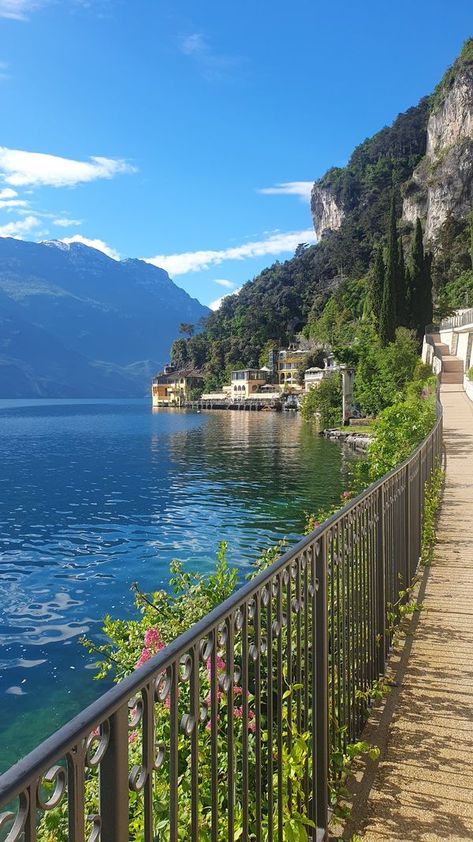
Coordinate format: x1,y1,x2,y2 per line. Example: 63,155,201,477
439,328,454,353
464,375,473,403
456,332,470,372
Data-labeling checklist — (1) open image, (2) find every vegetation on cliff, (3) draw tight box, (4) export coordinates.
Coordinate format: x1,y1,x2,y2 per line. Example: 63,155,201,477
430,36,473,113
170,40,472,390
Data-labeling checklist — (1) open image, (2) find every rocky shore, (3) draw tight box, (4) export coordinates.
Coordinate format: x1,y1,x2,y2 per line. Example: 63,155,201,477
322,429,372,450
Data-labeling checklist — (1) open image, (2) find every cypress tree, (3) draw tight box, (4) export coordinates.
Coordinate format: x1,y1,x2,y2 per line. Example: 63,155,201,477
385,196,399,327
380,197,398,345
397,235,407,326
410,218,433,337
371,246,385,328
470,210,473,268
423,250,434,328
405,265,413,328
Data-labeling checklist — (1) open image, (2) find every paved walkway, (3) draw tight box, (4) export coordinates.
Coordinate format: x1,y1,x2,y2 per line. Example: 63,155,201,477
340,376,473,840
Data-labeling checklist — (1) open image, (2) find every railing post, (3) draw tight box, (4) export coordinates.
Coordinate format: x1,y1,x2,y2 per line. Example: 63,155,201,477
315,533,329,837
100,705,129,842
376,485,386,677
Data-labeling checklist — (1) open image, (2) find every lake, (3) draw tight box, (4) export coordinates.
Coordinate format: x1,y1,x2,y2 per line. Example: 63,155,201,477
0,399,356,770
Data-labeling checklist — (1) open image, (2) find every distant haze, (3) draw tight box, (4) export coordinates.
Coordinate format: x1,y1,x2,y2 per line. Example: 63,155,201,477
0,238,209,398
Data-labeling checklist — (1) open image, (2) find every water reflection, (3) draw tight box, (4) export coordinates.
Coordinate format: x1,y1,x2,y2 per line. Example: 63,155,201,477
0,399,357,768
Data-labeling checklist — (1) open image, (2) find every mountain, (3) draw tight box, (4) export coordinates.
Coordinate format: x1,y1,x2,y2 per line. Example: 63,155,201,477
0,238,209,398
172,38,473,387
312,38,473,285
403,40,473,241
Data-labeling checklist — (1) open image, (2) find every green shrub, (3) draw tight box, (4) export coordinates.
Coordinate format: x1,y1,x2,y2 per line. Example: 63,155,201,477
353,327,420,417
368,397,436,480
300,372,342,428
468,367,473,382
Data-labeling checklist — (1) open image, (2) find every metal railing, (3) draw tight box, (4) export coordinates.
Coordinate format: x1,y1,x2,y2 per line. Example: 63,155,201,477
440,308,473,330
0,408,443,842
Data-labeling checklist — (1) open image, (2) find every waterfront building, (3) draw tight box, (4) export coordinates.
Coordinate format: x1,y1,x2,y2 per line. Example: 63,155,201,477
276,348,309,389
152,368,204,406
304,367,327,390
304,355,338,393
230,368,270,399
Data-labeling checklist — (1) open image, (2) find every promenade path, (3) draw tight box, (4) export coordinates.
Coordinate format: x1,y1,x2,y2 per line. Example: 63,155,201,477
340,353,473,841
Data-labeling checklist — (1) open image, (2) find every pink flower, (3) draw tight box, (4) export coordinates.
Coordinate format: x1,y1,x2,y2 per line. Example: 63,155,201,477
128,730,138,744
134,647,152,670
233,686,242,696
233,706,243,719
144,628,164,650
206,656,226,678
205,690,224,706
248,720,257,733
342,491,351,500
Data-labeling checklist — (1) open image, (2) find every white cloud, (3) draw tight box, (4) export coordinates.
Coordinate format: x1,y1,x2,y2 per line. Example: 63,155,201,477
213,278,235,289
210,287,242,311
144,228,316,276
0,198,28,209
0,187,17,199
179,33,207,56
61,234,120,261
0,0,43,19
258,181,314,202
178,32,243,81
0,0,111,19
0,147,136,188
53,217,82,228
0,60,10,80
0,214,40,237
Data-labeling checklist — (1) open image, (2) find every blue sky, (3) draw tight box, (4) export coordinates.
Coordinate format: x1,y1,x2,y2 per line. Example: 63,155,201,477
0,1,471,309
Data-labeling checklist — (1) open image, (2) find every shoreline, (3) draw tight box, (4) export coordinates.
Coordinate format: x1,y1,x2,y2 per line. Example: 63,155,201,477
321,428,371,451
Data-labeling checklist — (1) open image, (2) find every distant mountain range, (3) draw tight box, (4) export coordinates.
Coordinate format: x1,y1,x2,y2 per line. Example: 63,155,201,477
0,238,209,398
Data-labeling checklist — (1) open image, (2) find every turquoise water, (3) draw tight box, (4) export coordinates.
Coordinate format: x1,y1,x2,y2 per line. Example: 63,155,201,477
0,399,355,769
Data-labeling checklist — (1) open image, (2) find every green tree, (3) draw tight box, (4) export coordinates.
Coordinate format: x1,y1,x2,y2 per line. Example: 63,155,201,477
296,350,325,385
300,372,342,428
354,326,419,417
179,322,195,339
410,218,433,336
379,197,398,345
405,264,413,326
470,211,473,268
397,235,407,326
371,246,385,327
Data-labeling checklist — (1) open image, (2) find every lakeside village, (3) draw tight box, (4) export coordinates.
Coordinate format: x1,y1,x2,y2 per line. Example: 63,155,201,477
151,344,355,419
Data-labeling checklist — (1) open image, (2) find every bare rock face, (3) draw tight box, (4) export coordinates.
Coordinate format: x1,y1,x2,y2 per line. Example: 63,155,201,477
402,64,473,241
311,183,344,241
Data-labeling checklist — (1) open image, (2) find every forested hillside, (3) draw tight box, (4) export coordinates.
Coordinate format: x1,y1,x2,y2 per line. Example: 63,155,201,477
171,40,473,390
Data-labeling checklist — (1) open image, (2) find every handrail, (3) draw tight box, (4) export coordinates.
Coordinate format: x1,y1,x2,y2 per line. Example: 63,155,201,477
440,308,473,331
0,400,443,841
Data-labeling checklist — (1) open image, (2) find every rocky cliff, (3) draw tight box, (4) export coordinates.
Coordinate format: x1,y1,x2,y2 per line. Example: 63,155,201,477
310,40,473,249
311,181,344,240
402,43,473,241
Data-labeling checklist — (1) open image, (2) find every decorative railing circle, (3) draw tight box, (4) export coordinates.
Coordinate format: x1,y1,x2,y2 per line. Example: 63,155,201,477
37,765,67,810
